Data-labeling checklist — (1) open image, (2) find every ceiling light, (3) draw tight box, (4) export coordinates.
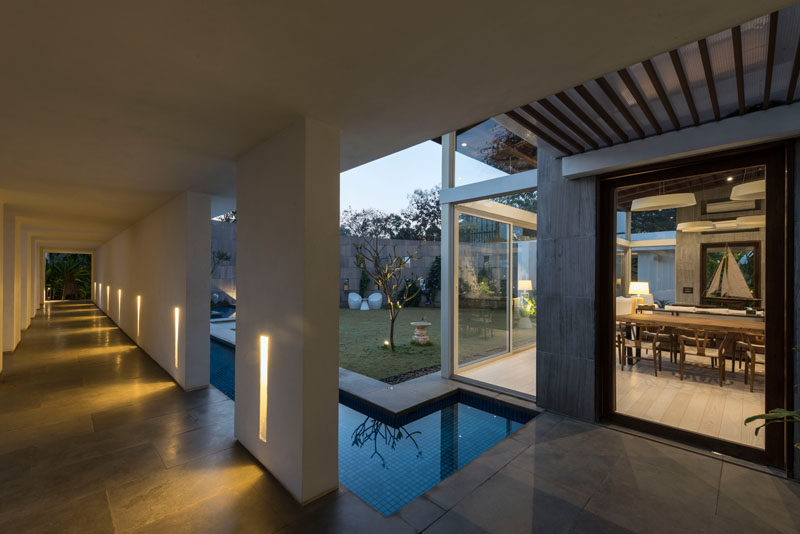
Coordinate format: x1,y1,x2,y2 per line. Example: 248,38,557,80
726,176,734,182
676,221,714,232
461,142,467,147
730,179,765,201
713,220,738,230
631,193,696,211
735,215,766,228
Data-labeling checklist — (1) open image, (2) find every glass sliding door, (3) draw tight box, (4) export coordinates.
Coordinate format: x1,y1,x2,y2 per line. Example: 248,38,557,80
511,227,537,351
456,213,509,367
453,195,538,398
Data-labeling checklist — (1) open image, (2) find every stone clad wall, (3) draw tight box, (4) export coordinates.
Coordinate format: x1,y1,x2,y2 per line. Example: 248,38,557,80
536,147,597,421
210,222,441,307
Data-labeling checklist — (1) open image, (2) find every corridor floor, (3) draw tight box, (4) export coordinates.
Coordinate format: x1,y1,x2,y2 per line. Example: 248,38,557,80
1,302,800,533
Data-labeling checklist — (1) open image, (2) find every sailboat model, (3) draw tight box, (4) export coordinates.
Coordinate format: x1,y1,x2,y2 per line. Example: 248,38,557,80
705,245,754,304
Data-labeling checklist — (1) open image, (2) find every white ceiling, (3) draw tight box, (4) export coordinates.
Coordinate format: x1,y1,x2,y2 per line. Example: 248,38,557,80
0,1,793,247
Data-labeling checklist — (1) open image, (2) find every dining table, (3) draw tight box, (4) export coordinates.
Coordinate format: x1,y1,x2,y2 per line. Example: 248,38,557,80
616,313,765,336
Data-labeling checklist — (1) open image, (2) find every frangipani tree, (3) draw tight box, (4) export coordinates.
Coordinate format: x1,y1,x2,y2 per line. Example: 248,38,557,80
354,237,421,351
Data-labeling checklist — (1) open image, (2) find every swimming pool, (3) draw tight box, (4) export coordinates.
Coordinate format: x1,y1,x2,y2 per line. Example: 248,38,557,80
208,340,535,515
339,391,535,516
210,339,235,400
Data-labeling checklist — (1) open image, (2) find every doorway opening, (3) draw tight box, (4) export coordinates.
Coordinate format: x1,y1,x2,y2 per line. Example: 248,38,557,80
599,144,792,468
45,252,92,301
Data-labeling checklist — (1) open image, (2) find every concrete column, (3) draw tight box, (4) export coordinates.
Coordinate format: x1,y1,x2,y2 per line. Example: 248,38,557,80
536,147,597,420
2,211,19,352
235,117,339,504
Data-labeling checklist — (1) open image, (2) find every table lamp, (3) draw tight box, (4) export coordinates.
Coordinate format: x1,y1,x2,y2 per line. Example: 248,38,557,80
518,279,533,293
628,281,650,314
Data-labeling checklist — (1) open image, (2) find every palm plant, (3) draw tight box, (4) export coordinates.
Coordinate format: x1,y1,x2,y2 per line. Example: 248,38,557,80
46,254,91,300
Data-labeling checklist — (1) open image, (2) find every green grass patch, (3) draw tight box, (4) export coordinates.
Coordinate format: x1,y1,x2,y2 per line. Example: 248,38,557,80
339,308,440,380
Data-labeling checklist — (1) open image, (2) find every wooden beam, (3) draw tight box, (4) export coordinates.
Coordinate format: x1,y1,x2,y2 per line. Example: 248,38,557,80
788,32,800,104
698,39,720,120
505,110,573,155
571,86,628,144
669,50,700,127
537,98,600,150
520,104,584,153
642,59,680,130
763,11,778,110
732,26,745,115
555,91,616,145
594,76,645,138
618,67,662,134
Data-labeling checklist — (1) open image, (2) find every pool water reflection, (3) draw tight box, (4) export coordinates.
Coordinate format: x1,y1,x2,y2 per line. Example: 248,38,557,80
339,394,534,516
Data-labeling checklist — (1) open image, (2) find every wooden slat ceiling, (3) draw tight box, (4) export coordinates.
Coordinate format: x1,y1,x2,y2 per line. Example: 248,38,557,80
499,5,800,157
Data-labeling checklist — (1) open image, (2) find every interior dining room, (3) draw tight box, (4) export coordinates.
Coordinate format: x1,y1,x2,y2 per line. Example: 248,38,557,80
613,162,769,449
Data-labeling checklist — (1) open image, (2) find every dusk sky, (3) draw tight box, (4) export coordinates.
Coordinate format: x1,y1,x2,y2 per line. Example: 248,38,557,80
339,140,504,213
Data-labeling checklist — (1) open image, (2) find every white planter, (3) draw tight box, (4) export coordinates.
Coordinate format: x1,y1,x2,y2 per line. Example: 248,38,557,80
347,292,362,310
518,316,533,329
367,292,382,310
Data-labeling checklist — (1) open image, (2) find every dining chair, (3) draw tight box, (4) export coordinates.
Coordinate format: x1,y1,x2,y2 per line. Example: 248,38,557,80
736,334,765,392
617,321,662,376
677,329,726,386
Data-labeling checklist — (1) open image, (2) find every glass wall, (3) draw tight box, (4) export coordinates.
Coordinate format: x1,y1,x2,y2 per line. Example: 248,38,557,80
453,193,537,397
457,214,509,366
512,227,537,350
454,118,537,186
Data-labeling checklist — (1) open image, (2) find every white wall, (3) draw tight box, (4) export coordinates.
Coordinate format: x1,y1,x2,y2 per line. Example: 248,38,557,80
0,203,3,371
94,192,211,390
2,211,19,352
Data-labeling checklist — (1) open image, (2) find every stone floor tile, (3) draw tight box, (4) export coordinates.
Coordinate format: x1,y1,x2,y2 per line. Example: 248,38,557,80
276,491,415,534
396,495,446,531
715,462,800,533
440,464,591,534
425,432,528,510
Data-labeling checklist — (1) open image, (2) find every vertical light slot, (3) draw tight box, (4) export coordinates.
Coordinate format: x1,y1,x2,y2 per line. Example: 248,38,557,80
136,295,141,338
106,286,110,310
117,289,122,322
174,307,180,369
259,335,269,442
98,283,102,306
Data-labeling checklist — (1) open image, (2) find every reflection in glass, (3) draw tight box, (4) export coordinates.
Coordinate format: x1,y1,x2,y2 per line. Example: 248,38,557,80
512,226,537,350
457,214,509,367
455,118,537,186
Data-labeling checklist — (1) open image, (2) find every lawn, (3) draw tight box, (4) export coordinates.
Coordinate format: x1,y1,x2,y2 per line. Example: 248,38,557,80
339,307,536,381
339,308,441,381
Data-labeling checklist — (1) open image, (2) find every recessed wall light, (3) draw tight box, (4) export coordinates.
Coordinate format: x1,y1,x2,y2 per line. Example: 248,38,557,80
726,176,734,182
259,335,269,443
461,142,467,147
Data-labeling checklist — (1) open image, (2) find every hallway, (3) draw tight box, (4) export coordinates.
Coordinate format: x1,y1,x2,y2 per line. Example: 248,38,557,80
0,301,407,533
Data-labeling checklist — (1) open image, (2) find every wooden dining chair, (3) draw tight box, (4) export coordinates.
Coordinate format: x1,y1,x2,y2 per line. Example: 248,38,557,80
677,329,726,386
617,321,662,376
736,334,765,392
